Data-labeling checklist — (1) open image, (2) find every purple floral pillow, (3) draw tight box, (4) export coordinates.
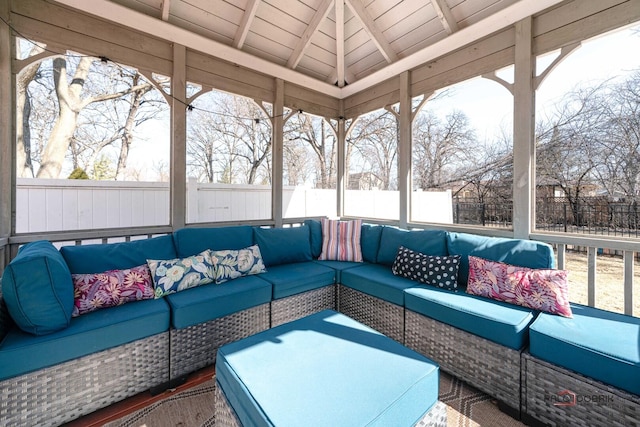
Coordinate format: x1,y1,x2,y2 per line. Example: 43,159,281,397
466,256,572,317
71,264,155,317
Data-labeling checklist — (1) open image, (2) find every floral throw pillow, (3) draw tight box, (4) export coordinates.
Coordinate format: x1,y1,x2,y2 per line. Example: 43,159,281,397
318,218,363,262
391,246,461,291
210,245,267,284
71,264,155,317
147,250,215,298
466,256,572,317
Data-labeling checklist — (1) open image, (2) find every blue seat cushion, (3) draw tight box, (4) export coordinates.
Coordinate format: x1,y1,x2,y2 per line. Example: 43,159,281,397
259,262,335,300
376,227,447,266
216,310,439,427
405,286,535,350
529,304,640,395
446,232,554,289
340,264,415,306
0,298,170,381
173,226,254,258
254,226,313,267
313,260,363,282
165,276,272,329
60,234,177,274
2,241,74,335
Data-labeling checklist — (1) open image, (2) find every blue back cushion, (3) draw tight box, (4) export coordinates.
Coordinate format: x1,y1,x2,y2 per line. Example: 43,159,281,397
2,241,74,335
376,227,447,265
446,232,555,289
173,226,254,258
60,234,177,274
304,219,323,259
360,224,383,263
253,226,312,267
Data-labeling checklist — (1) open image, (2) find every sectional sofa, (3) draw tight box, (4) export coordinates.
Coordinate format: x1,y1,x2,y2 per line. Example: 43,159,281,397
0,220,638,427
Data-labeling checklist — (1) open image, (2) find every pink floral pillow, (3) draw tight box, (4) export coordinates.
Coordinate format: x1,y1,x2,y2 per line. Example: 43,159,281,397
466,256,572,317
71,264,155,317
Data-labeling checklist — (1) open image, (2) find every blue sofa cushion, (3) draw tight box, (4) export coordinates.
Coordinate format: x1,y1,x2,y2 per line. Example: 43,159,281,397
361,223,383,263
165,276,272,329
60,234,177,274
0,298,169,380
405,286,535,350
216,310,439,427
376,227,447,266
446,232,554,289
304,219,323,258
253,226,312,267
529,304,640,395
2,241,74,335
340,264,416,306
173,226,254,258
313,260,363,282
259,262,335,299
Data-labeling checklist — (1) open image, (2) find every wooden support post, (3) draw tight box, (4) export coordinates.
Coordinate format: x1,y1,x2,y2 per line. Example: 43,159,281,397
623,250,634,316
336,100,346,218
512,17,535,239
171,44,187,229
272,79,284,227
398,71,411,228
0,1,13,271
587,246,597,308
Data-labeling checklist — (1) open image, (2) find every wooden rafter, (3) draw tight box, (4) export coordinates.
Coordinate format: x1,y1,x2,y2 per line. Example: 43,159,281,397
234,0,260,49
431,0,458,34
345,0,397,63
335,0,345,87
160,0,170,21
287,0,333,69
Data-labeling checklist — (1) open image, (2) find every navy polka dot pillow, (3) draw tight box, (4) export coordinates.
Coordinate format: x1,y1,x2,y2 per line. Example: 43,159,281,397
391,246,461,292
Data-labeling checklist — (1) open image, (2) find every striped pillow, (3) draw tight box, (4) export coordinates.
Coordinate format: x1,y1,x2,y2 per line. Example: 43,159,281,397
318,219,363,262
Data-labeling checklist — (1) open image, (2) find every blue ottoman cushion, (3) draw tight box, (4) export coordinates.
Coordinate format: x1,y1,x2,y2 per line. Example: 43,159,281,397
405,286,535,350
216,310,439,427
529,304,640,395
259,262,335,299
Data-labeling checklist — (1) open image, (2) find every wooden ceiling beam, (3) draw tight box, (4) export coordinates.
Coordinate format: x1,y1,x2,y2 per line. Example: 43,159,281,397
234,0,260,49
287,0,334,69
336,0,345,87
431,0,458,35
160,0,170,21
345,0,397,63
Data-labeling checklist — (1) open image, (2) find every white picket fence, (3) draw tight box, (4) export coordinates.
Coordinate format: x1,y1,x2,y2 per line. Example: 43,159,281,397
16,178,452,233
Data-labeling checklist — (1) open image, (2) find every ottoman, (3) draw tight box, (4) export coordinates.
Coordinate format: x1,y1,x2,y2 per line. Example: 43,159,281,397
215,309,446,426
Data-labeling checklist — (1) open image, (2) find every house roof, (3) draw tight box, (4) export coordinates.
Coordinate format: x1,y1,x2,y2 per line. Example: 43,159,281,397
52,0,564,99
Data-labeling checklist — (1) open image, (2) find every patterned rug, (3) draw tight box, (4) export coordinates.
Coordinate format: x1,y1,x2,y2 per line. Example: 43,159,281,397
106,372,525,427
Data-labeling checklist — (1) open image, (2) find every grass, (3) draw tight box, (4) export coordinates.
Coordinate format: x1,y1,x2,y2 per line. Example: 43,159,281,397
563,251,640,317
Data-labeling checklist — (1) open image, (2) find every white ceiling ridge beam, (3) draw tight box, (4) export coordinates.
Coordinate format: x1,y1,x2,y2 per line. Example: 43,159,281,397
431,0,458,35
340,0,566,98
335,0,345,87
287,0,334,69
160,0,170,21
345,0,397,63
50,0,343,98
234,0,260,49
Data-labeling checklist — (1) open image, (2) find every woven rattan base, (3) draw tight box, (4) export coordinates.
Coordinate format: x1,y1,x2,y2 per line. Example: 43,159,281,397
337,284,405,343
215,380,447,426
405,309,522,412
522,352,640,427
169,303,270,379
0,331,169,427
271,284,336,327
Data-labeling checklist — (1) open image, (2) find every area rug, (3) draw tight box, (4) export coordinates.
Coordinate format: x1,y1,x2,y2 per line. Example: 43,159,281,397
106,372,525,427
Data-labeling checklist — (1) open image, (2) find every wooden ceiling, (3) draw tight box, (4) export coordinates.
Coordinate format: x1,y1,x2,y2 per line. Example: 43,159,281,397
52,0,565,98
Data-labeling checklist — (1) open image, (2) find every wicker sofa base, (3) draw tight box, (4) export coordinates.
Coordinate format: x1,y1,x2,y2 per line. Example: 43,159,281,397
169,303,270,379
0,331,169,427
522,352,640,427
215,380,448,427
405,309,522,412
271,284,336,327
337,284,405,343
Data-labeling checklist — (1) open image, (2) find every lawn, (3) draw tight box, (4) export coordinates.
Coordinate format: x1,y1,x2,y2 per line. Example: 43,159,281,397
563,251,640,317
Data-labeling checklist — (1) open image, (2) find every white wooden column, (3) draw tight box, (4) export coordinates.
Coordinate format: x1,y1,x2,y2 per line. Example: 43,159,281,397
171,44,187,229
512,17,535,239
336,100,346,218
272,78,284,227
398,71,411,228
0,2,13,270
